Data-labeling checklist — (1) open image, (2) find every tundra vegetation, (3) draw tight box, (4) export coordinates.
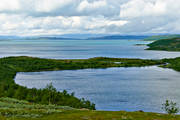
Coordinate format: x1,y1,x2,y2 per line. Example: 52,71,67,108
0,56,180,119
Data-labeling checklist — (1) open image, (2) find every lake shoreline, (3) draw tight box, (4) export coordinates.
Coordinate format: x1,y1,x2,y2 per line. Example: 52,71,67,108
0,56,180,119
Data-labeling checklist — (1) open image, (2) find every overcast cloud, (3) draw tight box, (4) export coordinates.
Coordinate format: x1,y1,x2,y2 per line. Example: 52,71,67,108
0,0,179,36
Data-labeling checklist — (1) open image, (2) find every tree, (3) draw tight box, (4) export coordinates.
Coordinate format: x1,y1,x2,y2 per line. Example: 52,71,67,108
14,86,27,100
45,82,57,104
162,100,179,114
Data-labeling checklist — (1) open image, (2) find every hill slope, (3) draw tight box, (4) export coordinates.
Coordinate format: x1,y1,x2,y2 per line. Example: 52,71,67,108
147,37,180,51
1,97,180,120
144,35,180,41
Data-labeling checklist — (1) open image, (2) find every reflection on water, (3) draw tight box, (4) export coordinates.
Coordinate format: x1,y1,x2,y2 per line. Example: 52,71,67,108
15,66,180,112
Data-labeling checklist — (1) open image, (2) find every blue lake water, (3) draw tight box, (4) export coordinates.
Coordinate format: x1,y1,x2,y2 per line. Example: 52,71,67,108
15,66,180,113
1,39,180,59
6,38,180,112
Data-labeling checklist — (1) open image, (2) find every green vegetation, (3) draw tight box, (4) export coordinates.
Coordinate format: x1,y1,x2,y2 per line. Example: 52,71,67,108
135,44,147,46
1,97,180,120
0,97,74,118
161,57,180,71
0,56,164,110
147,37,180,51
32,111,180,120
1,56,180,119
144,34,180,41
162,100,179,115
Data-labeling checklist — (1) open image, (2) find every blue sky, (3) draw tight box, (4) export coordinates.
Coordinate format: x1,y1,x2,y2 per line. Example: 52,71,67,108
0,0,179,36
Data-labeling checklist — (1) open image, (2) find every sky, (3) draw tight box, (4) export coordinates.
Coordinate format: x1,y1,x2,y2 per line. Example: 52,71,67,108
0,0,180,36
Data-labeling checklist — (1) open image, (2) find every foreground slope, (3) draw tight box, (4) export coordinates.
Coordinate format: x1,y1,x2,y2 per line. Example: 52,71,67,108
1,97,180,120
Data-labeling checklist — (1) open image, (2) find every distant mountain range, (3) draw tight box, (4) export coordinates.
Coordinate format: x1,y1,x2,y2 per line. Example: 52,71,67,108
0,36,21,40
36,35,149,40
57,33,107,39
2,34,180,40
0,34,149,40
87,35,148,40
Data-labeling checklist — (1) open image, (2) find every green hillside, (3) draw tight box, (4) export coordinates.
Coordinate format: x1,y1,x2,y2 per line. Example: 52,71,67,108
147,37,180,51
144,35,180,41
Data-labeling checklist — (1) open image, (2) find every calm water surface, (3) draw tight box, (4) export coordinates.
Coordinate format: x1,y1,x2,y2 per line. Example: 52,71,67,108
15,66,180,112
1,39,180,59
5,38,180,112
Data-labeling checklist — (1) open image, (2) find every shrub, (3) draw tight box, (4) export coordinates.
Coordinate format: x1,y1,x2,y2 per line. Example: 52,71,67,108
162,100,179,114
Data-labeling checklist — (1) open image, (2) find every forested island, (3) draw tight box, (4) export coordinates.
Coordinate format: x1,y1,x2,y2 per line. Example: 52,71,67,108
1,56,180,119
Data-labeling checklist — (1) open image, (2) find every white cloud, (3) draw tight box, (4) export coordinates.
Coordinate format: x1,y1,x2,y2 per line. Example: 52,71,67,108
0,0,179,36
120,0,167,18
77,0,110,16
77,0,107,11
0,0,20,11
35,0,73,12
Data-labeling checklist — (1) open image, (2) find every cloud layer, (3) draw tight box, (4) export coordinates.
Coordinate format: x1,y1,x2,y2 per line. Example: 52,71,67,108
0,0,179,36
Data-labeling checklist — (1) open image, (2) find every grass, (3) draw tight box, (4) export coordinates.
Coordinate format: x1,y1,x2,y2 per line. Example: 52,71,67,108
40,111,180,120
1,97,180,120
0,97,74,119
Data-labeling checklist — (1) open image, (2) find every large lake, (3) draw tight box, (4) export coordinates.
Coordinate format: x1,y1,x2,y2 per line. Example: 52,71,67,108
9,38,180,112
1,39,180,59
15,66,180,113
